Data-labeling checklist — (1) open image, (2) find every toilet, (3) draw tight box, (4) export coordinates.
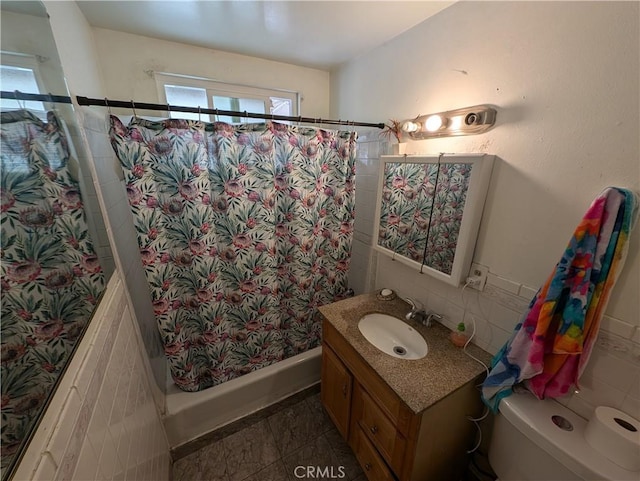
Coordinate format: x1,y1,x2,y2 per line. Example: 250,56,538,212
488,390,638,481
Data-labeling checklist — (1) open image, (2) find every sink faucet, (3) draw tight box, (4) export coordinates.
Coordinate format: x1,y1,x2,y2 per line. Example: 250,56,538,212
403,297,442,327
424,311,443,327
403,297,428,324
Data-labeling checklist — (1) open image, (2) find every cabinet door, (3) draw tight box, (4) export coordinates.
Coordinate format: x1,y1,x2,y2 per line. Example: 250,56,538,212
321,345,353,439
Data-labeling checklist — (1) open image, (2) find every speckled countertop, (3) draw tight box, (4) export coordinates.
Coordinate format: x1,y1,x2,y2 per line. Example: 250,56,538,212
319,292,492,415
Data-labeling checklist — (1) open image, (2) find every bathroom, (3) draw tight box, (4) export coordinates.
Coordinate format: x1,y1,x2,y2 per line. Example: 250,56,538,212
1,1,638,480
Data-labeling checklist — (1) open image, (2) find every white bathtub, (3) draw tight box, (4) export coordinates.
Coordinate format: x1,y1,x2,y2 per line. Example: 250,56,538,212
163,346,322,448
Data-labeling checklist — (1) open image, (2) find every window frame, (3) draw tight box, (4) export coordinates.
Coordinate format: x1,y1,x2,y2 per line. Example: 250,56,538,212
154,72,299,122
0,51,48,115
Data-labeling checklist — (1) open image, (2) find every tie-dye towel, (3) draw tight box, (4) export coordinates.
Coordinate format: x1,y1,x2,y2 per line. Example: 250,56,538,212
482,187,638,411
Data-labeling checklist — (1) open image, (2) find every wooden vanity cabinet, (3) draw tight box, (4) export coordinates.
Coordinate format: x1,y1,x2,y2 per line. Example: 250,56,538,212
321,318,482,481
321,342,352,438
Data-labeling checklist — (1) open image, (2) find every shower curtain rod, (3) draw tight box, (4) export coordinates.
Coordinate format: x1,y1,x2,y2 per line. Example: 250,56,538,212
1,90,73,104
75,95,385,129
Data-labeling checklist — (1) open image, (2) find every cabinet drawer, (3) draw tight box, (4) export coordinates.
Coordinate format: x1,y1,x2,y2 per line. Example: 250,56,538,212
358,388,406,472
353,426,396,481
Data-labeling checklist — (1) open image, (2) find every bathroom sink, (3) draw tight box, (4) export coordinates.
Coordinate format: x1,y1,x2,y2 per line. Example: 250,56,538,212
358,313,428,360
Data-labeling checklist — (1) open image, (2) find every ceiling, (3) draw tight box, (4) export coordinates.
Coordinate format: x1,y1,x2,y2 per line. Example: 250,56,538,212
76,1,454,70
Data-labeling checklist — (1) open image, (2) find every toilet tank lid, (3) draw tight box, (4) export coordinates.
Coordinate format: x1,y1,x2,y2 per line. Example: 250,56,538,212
499,391,638,480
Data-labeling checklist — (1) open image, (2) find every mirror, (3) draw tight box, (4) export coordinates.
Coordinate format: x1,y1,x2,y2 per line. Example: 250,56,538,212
1,2,113,479
373,154,494,286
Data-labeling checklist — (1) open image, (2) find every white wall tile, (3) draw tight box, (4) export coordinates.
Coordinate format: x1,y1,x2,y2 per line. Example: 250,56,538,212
72,438,99,481
353,230,371,245
458,288,493,321
444,302,465,328
575,377,626,409
600,316,636,339
567,395,596,419
489,302,521,333
487,273,521,295
32,453,57,481
46,389,82,466
518,284,538,300
97,429,122,480
428,293,447,318
627,374,640,400
621,395,640,419
486,325,513,354
582,347,640,393
86,402,109,462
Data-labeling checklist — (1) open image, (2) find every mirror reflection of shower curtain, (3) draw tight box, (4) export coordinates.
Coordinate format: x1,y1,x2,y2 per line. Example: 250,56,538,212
0,110,105,475
109,117,356,392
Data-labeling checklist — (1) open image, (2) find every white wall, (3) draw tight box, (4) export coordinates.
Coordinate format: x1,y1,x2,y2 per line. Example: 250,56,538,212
44,0,105,97
332,1,639,419
91,27,330,118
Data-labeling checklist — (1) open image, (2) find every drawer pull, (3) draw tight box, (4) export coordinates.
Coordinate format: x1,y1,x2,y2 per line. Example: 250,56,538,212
364,463,372,471
370,425,378,434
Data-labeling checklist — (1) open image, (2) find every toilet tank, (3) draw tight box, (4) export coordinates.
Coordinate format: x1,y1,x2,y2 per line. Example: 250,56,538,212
488,391,638,481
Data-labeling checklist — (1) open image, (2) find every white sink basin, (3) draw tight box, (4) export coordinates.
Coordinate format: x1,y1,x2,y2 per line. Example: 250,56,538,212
358,313,428,360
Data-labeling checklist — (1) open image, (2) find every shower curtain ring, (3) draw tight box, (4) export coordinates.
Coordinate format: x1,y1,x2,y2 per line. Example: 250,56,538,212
14,90,25,110
198,106,202,122
131,100,138,118
104,97,112,115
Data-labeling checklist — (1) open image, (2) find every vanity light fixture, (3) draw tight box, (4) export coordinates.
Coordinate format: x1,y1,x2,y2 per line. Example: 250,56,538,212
401,105,496,139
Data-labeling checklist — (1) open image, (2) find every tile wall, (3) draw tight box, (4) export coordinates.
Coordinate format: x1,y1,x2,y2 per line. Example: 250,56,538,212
13,273,171,481
64,110,115,277
351,134,640,422
349,131,384,295
80,108,167,392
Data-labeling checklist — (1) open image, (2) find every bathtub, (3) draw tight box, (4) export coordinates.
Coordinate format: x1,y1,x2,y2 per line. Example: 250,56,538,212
163,346,322,448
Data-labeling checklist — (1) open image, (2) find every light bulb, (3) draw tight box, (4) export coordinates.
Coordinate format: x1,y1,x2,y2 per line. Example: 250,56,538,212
448,115,463,131
425,115,444,132
401,121,419,133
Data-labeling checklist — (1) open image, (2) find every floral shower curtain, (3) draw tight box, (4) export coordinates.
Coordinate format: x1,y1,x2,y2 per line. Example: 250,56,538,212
1,110,105,472
109,117,356,392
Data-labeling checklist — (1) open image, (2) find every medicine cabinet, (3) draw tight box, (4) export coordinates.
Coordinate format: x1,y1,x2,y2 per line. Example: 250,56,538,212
373,154,494,286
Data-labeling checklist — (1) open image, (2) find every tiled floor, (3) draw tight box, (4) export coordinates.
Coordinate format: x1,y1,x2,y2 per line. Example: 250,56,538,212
172,392,366,481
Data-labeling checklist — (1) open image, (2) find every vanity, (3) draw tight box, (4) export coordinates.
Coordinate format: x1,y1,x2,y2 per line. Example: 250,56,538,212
319,293,491,481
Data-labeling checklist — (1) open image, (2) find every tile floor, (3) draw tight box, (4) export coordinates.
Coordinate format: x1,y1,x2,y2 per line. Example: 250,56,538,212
172,392,366,481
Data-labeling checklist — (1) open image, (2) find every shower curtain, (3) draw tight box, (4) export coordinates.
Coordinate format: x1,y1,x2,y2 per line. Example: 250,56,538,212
109,117,356,392
1,110,105,471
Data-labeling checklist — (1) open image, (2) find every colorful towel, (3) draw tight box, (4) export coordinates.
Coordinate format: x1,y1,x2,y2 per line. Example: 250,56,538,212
482,187,638,411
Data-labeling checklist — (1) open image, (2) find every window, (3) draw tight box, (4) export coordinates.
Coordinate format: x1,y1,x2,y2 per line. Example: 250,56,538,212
0,52,46,115
156,73,298,123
